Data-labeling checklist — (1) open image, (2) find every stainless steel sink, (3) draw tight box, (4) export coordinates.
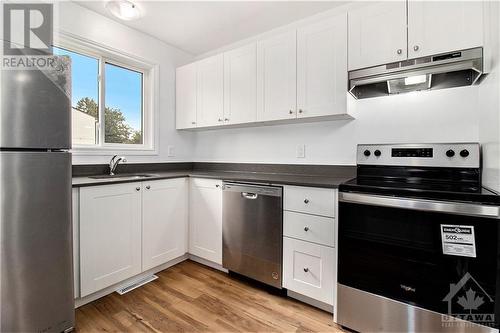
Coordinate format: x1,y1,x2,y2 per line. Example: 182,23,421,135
89,174,157,180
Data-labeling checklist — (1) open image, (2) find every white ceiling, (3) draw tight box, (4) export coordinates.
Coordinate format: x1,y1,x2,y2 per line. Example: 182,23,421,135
75,1,347,55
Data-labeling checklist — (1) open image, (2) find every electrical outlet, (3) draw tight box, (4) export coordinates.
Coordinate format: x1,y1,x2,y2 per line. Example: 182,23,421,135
296,144,305,158
167,145,175,157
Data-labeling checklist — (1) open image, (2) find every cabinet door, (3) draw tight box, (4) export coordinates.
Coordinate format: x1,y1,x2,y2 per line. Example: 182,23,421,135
80,183,142,297
197,54,224,127
72,188,80,299
189,178,222,264
348,1,407,70
283,237,335,305
142,178,188,271
257,31,297,121
176,63,197,129
224,43,257,125
297,14,347,118
408,1,483,59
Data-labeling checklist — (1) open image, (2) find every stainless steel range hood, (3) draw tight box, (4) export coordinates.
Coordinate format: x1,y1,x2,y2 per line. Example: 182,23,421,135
349,47,483,99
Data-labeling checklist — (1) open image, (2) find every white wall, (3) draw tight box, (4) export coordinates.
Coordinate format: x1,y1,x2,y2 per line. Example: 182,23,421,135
193,87,479,165
55,2,195,164
479,1,500,193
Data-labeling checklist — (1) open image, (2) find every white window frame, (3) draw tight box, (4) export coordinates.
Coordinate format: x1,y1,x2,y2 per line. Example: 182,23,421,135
54,32,159,155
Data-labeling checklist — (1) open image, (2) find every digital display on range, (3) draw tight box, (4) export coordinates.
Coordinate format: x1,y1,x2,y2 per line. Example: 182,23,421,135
392,148,433,158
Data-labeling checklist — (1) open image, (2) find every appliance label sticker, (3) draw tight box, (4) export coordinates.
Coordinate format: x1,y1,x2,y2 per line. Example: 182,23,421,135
440,225,476,258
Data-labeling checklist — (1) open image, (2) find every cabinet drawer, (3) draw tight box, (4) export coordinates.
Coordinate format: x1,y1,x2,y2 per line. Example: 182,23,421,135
284,186,335,217
283,237,335,305
284,211,334,247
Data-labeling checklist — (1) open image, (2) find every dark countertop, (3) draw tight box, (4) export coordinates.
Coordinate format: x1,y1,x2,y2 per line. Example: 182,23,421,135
72,169,354,189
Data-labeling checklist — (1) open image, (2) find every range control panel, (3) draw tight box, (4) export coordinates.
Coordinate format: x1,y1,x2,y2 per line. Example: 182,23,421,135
357,143,480,168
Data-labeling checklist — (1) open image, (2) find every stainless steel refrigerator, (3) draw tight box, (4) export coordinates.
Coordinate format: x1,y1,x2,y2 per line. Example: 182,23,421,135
1,58,75,332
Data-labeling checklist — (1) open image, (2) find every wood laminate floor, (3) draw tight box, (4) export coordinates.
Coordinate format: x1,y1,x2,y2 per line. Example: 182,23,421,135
76,260,345,333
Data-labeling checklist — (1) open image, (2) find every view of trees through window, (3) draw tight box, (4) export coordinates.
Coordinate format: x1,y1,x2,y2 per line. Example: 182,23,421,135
53,46,144,146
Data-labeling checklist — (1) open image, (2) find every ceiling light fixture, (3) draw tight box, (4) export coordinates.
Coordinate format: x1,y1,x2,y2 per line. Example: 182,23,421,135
106,0,142,21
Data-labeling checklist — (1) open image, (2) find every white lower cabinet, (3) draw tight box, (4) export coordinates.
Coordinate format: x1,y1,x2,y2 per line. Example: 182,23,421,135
282,185,337,307
78,178,189,297
79,183,142,297
142,178,188,271
283,237,335,305
72,188,80,299
189,178,223,264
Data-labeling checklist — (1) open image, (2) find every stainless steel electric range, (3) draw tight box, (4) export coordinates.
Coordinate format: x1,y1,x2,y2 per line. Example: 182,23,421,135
338,143,500,333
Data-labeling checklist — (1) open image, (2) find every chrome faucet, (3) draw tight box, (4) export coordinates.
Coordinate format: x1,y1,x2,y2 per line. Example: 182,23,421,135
109,155,126,175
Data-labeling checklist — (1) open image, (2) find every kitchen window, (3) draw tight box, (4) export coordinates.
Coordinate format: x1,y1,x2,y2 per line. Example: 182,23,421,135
53,36,157,154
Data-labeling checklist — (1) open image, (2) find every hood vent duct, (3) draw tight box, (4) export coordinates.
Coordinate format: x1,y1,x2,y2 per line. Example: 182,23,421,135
349,48,483,99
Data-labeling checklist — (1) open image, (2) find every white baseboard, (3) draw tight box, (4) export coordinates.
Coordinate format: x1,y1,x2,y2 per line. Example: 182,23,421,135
287,290,334,313
188,254,228,273
74,254,188,308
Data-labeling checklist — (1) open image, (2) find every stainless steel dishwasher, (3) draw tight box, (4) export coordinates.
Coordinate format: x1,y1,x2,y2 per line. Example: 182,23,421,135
222,182,283,288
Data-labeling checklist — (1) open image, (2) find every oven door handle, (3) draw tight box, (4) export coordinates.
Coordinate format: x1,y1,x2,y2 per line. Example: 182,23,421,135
339,192,500,219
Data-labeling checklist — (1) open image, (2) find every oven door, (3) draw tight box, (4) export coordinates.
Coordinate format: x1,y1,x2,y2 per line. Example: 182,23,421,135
338,192,500,327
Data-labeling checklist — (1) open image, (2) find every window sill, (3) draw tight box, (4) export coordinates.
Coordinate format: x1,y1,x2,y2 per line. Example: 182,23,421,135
71,146,158,156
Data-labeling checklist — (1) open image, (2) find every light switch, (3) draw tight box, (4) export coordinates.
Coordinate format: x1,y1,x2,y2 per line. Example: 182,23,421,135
296,144,305,158
167,145,175,157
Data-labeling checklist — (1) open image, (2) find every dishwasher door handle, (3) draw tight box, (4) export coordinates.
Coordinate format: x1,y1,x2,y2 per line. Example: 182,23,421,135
241,192,258,200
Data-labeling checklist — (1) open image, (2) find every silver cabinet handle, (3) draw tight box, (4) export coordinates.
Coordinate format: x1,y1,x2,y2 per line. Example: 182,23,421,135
304,226,309,232
397,49,402,55
304,199,310,204
303,268,309,272
135,187,140,191
413,45,419,51
146,185,151,190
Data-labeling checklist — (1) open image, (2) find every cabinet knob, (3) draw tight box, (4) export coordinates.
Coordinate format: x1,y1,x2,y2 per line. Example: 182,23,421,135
303,267,309,273
304,199,310,204
191,121,196,125
135,187,140,191
413,45,419,51
304,226,310,232
289,110,294,114
397,49,402,55
224,118,229,122
218,118,222,122
298,109,303,114
146,185,151,190
216,184,220,188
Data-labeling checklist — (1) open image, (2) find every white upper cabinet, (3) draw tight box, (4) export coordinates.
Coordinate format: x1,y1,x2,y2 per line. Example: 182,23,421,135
348,1,407,70
297,13,347,118
189,178,223,264
176,63,197,129
142,178,188,271
79,183,142,297
407,0,483,59
257,31,297,121
224,43,257,125
196,54,224,127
